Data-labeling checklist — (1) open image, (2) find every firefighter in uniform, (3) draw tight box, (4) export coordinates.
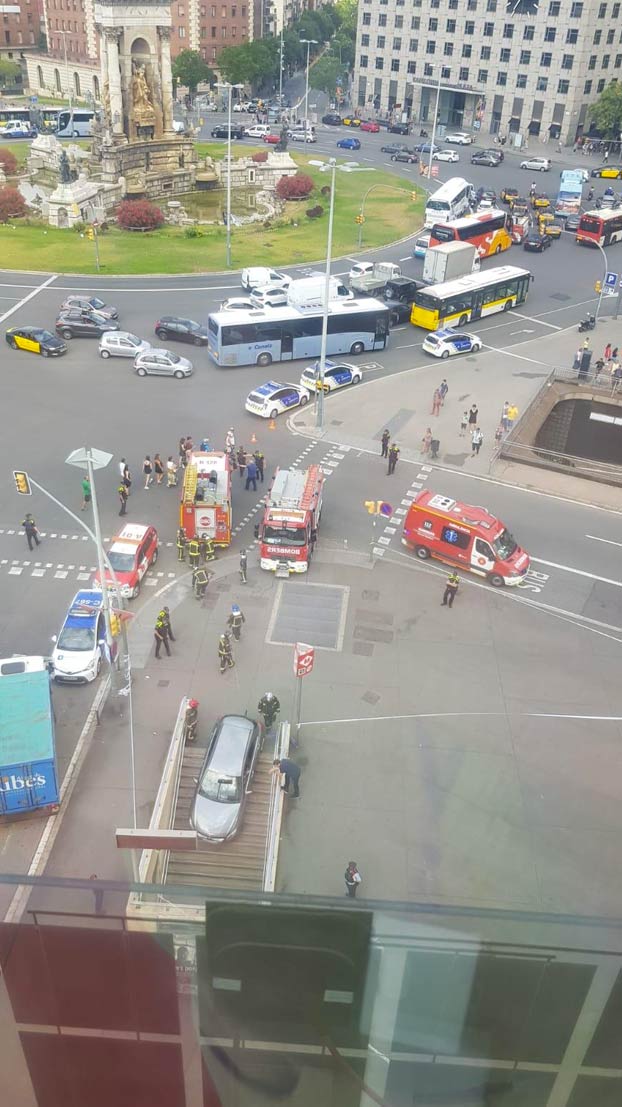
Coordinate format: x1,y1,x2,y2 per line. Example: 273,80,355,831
200,532,216,562
176,527,187,562
219,632,235,674
254,449,265,483
193,566,209,599
441,572,460,608
239,549,247,584
157,606,175,641
188,536,200,569
258,692,280,730
183,699,199,741
227,603,245,641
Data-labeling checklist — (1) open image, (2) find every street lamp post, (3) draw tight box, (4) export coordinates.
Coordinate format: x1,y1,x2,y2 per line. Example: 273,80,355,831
427,66,443,183
216,81,244,268
300,38,317,138
279,29,284,107
58,30,73,125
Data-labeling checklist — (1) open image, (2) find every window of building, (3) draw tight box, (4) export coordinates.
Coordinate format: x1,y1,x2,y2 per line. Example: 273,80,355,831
500,47,511,61
375,57,384,68
361,33,369,45
211,25,216,36
179,25,186,36
444,42,454,55
467,0,477,8
540,51,552,65
409,38,418,49
588,54,597,68
536,75,548,89
431,0,440,6
220,26,225,36
520,49,531,63
37,63,43,86
607,29,615,44
480,44,491,58
486,0,497,9
570,1,583,13
407,59,416,72
544,27,556,41
478,67,488,81
211,47,216,58
558,78,569,92
378,12,387,25
523,24,535,39
424,62,433,75
616,54,622,67
391,58,400,70
593,29,602,43
411,15,420,27
428,17,438,29
211,3,215,13
426,40,435,52
362,12,371,23
603,53,610,66
503,22,514,36
561,53,574,67
613,1,621,13
360,54,368,67
465,20,475,33
446,18,456,31
377,34,386,47
584,78,592,91
598,2,607,14
497,70,507,85
482,20,493,34
597,77,606,90
548,0,560,10
462,43,472,56
459,66,469,79
566,28,578,43
395,14,403,26
448,0,458,7
516,73,527,87
441,65,452,77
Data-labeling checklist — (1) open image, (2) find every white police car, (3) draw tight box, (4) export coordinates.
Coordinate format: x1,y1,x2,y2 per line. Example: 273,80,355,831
299,360,363,392
245,380,311,418
51,589,106,684
422,328,482,359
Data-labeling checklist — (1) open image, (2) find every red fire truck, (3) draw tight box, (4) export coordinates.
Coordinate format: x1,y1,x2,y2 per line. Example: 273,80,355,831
402,490,530,586
257,465,324,573
180,451,232,545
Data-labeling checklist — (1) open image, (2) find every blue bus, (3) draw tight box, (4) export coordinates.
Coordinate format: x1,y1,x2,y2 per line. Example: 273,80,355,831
207,299,390,366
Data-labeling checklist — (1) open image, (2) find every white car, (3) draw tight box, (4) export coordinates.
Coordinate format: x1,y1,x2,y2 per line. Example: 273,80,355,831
221,297,257,311
299,360,363,392
99,331,151,359
444,132,473,145
241,267,291,291
520,156,551,172
348,261,374,280
245,124,270,138
51,590,105,684
288,130,317,143
434,149,460,163
250,285,289,308
245,380,310,418
570,167,590,182
422,328,482,359
233,102,250,112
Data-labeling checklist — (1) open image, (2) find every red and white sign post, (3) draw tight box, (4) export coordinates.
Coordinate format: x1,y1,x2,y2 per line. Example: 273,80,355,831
293,642,314,736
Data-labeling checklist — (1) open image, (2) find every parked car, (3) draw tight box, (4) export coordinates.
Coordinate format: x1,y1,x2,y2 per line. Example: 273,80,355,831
99,331,151,359
6,326,67,357
337,137,361,150
190,714,264,842
520,156,552,172
523,231,552,252
134,348,194,378
342,116,361,128
154,316,209,345
444,132,473,145
360,120,380,133
55,310,119,339
422,329,482,359
391,150,418,163
433,149,459,162
60,295,119,320
300,360,363,392
471,151,500,167
322,113,342,126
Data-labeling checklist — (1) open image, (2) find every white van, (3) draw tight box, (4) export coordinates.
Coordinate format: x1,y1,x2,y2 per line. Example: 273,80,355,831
424,177,472,227
241,267,291,291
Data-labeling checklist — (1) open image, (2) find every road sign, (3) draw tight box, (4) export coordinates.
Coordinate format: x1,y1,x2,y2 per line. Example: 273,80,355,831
293,642,315,678
605,271,618,296
378,501,393,517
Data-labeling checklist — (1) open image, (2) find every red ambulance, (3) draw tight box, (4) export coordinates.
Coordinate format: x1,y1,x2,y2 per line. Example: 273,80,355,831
402,490,530,586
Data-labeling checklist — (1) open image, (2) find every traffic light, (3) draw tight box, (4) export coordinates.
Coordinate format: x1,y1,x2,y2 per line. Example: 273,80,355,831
411,191,417,201
13,470,32,495
109,612,120,637
86,226,95,241
355,214,365,225
594,279,602,293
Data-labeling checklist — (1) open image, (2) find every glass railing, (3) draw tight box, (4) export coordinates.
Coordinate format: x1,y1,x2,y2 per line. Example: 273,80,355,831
2,873,622,1107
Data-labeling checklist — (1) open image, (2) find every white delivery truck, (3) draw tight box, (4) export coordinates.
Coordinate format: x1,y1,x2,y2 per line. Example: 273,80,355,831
287,275,352,309
422,241,480,285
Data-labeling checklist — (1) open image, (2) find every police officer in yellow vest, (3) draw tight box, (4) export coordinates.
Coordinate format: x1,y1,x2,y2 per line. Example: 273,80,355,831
176,527,187,562
441,572,460,608
188,536,200,569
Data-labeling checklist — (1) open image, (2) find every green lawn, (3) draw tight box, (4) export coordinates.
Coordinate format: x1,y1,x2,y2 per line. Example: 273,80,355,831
0,144,425,274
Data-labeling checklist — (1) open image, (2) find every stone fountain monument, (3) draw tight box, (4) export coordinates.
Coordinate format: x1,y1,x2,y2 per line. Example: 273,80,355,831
92,0,197,198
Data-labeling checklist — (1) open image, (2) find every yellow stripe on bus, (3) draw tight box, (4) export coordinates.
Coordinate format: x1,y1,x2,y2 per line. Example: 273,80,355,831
411,295,517,330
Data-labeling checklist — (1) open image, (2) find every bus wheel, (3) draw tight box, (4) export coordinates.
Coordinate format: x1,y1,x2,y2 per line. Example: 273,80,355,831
495,244,502,254
503,300,512,311
458,315,468,326
350,341,365,354
257,352,272,366
415,546,430,560
488,573,505,587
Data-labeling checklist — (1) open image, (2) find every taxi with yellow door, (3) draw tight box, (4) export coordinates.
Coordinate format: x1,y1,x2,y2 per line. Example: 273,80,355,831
5,326,67,357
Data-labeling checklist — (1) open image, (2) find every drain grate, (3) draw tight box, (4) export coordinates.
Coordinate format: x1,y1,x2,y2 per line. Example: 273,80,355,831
266,581,349,650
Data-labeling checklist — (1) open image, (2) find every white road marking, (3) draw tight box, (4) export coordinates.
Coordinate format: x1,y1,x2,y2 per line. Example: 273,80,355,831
0,274,57,324
585,534,622,548
512,310,561,331
530,557,622,587
301,710,622,727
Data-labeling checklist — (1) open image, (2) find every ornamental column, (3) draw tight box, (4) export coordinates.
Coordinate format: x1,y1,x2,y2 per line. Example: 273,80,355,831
105,28,124,138
158,26,174,134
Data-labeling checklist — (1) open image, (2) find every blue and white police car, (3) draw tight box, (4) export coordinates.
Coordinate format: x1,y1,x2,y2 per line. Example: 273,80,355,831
422,328,483,359
51,590,106,684
299,360,363,392
245,380,311,419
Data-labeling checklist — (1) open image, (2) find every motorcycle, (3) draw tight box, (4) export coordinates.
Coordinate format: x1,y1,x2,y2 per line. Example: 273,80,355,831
419,128,428,137
578,315,596,332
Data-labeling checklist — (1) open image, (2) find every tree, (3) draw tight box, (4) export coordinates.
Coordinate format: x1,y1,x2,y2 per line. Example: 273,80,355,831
590,81,622,139
276,173,314,200
0,147,18,175
334,0,358,35
330,33,355,70
218,41,278,93
117,199,164,230
309,56,348,96
171,50,215,98
0,59,21,89
0,187,27,223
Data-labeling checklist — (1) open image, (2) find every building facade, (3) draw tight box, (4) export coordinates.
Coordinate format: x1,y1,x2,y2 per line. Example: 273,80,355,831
168,0,252,67
0,0,43,57
353,0,622,144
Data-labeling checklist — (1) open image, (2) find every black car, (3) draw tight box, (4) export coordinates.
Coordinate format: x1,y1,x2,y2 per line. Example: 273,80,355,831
59,295,119,320
390,122,410,135
55,310,119,339
391,149,418,163
211,124,245,139
591,165,622,178
381,142,407,155
5,326,67,357
523,231,551,252
154,316,209,345
322,113,342,126
564,213,581,232
471,151,500,166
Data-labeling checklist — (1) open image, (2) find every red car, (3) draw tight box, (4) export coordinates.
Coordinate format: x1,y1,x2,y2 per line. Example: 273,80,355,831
360,121,380,133
94,523,159,599
263,133,280,144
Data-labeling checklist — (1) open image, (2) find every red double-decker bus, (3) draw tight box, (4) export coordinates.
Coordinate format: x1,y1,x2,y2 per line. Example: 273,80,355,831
576,209,622,247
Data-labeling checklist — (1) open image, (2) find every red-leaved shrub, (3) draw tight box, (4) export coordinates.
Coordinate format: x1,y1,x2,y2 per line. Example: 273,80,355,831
0,147,18,176
0,186,27,223
276,173,314,200
252,151,268,163
116,199,164,230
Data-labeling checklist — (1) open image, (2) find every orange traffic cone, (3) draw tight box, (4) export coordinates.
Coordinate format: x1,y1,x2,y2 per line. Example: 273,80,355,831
268,419,276,431
250,431,257,445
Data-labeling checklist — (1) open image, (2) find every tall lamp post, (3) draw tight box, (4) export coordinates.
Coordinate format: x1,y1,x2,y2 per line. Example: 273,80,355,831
300,38,317,137
216,80,244,268
426,66,443,183
57,29,73,125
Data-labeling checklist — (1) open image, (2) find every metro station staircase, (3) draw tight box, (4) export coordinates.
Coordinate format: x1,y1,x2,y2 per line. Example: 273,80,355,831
165,746,274,892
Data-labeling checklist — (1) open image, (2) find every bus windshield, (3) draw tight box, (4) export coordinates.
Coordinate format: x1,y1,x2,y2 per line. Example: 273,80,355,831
579,216,601,233
263,525,307,546
430,224,455,242
493,529,518,560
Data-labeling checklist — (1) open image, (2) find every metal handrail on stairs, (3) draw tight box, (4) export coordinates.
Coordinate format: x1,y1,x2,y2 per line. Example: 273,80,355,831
262,721,290,893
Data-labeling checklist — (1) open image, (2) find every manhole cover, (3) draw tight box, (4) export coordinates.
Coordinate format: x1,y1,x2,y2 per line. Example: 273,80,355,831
157,680,170,688
549,292,571,302
266,581,349,650
362,689,380,704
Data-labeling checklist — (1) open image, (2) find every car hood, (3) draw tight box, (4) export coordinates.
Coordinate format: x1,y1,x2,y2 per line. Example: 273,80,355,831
191,794,241,840
51,646,97,674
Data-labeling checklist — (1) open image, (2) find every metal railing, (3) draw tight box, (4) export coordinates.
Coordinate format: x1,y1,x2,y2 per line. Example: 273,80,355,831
262,720,290,893
137,696,189,888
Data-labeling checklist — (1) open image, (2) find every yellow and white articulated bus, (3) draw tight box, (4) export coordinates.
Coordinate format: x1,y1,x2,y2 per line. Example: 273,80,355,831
410,266,532,330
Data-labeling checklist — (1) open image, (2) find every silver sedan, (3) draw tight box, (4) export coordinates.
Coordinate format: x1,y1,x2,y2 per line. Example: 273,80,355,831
133,348,193,378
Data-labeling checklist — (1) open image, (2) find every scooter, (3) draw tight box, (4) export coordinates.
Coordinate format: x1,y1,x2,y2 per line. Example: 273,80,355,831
419,128,428,137
578,315,596,332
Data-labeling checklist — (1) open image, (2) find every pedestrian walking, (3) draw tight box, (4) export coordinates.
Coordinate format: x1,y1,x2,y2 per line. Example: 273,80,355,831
507,403,519,427
594,357,605,383
118,483,128,516
227,603,245,641
495,424,503,446
381,429,390,458
81,476,91,511
89,873,105,916
176,527,187,562
236,446,247,479
604,342,612,361
254,449,265,483
157,606,176,642
143,455,153,489
225,427,235,451
167,456,177,487
258,692,280,730
245,457,258,491
122,461,132,494
441,571,460,608
439,378,449,404
154,454,164,485
471,426,484,455
218,632,235,674
421,427,432,456
239,548,248,584
178,437,187,468
604,148,610,162
387,442,400,474
272,756,301,797
611,362,622,395
431,388,442,416
154,616,172,658
460,411,468,437
468,404,478,433
188,536,200,569
501,401,510,432
22,513,40,551
344,861,362,898
118,458,126,480
529,180,536,197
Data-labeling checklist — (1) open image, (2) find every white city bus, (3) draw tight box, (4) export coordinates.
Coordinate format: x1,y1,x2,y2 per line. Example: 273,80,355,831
56,109,95,137
207,300,391,366
424,177,472,227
